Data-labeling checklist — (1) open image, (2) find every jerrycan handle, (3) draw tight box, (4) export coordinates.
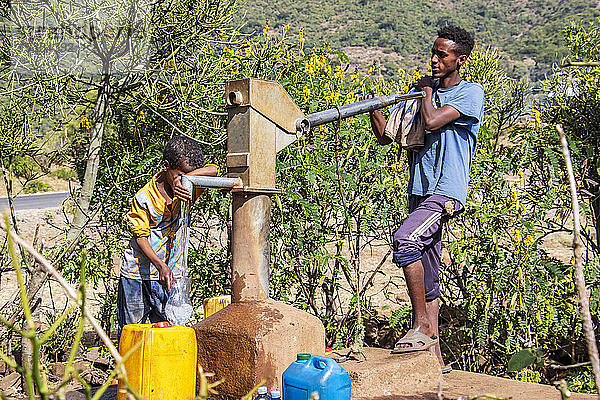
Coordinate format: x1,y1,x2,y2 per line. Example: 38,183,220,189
311,355,331,371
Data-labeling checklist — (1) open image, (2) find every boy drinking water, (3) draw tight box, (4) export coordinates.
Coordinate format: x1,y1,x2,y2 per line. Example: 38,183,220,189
117,135,218,334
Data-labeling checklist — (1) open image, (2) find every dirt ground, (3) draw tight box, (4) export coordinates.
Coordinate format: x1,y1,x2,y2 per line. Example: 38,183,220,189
81,369,597,400
440,369,595,400
389,369,596,400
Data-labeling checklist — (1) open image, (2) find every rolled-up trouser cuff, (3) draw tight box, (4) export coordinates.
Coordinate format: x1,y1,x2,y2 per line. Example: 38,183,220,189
392,250,422,268
393,250,440,301
425,285,440,302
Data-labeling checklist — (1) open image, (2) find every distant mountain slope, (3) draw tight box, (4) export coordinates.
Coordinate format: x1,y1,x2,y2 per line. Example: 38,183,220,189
240,0,600,80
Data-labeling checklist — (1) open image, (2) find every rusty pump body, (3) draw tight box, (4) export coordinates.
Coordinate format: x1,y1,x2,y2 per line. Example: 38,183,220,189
192,79,325,398
185,78,423,398
224,78,309,302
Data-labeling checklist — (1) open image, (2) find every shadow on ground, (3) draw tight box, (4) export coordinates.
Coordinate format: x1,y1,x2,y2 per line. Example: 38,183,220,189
66,385,116,400
95,385,117,400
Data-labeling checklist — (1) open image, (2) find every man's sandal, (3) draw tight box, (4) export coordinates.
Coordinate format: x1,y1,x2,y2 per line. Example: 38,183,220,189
391,329,439,354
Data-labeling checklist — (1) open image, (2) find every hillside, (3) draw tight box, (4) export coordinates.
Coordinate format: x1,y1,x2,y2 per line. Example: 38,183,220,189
240,0,600,81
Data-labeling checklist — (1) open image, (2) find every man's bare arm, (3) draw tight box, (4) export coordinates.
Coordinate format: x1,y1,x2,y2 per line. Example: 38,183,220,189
187,164,218,177
369,109,392,145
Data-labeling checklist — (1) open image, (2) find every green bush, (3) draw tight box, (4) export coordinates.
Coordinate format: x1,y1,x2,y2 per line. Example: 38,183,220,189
50,167,78,181
568,366,596,393
12,155,40,180
23,179,52,194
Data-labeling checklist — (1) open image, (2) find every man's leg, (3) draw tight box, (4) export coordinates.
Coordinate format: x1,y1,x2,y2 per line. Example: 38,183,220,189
146,280,169,323
421,197,463,366
403,260,433,338
397,261,444,364
392,195,458,355
425,298,443,365
422,223,444,365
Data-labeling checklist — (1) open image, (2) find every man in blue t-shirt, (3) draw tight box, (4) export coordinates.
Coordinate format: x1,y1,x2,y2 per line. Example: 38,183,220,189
369,25,484,372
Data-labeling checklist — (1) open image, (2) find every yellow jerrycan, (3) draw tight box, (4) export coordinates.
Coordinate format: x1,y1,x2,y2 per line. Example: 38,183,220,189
203,295,231,318
117,322,197,400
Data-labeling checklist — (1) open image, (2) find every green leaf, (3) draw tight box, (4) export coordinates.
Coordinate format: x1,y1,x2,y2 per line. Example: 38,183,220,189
507,349,537,372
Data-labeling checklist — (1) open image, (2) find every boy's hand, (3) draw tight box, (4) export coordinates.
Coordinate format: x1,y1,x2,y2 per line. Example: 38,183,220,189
173,164,218,202
156,261,173,292
173,174,192,202
134,236,173,291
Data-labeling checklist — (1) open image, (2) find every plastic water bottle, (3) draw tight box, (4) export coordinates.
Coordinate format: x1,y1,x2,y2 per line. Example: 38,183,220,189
255,386,271,400
271,390,281,400
165,276,193,326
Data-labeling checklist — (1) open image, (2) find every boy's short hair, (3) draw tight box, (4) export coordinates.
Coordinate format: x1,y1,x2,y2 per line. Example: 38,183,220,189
163,135,205,170
437,25,474,57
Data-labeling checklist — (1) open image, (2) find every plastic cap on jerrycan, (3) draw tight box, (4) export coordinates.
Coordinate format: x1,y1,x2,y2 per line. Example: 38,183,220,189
283,354,351,400
271,390,281,400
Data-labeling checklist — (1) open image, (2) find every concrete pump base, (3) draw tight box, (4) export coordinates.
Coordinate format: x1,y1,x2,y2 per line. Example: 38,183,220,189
193,299,325,399
334,347,442,399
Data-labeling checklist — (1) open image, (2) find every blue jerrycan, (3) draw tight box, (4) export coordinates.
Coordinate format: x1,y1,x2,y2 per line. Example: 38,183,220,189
283,354,351,400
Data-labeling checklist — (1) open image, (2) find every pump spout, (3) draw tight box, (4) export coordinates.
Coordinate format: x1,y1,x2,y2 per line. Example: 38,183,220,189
180,175,242,193
296,91,425,133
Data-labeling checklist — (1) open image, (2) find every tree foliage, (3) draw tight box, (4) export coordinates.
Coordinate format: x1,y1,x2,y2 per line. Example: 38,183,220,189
542,20,600,253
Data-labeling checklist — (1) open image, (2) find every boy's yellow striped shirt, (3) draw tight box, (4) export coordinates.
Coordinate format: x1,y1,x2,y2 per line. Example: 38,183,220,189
121,171,208,280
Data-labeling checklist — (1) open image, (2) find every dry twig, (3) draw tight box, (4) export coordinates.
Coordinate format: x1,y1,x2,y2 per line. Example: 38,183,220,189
556,124,600,397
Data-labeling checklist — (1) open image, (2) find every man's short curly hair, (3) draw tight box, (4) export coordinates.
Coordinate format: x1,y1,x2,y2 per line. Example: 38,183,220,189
163,135,205,170
437,25,475,57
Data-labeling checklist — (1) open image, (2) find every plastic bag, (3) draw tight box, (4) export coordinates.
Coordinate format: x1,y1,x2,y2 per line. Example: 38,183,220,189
164,275,193,326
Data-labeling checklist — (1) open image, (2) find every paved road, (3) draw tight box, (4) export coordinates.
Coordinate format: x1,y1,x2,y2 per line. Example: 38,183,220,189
0,191,70,211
